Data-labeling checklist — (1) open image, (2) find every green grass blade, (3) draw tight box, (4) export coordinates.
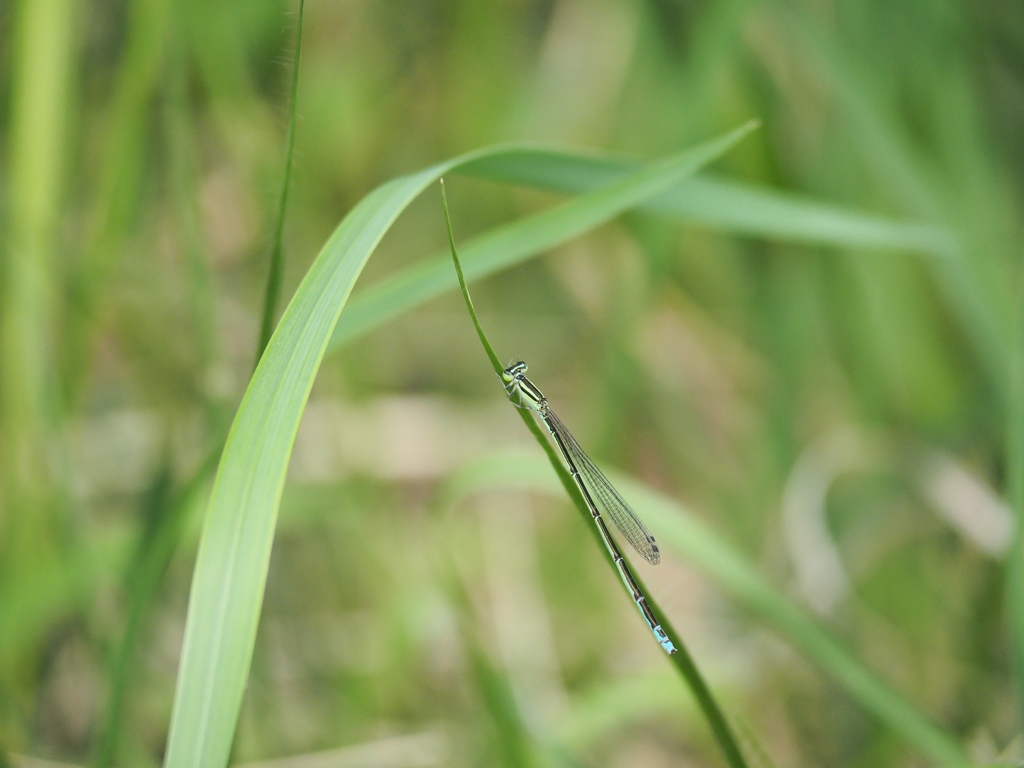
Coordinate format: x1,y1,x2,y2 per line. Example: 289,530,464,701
1007,275,1024,704
163,125,756,768
440,179,503,373
442,183,751,768
458,149,954,255
330,144,950,351
1,0,76,673
448,452,968,766
163,167,448,768
330,122,759,348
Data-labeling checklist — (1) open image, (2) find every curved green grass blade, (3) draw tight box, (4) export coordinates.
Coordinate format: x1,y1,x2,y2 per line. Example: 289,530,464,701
330,124,758,348
447,453,968,766
164,160,457,768
459,150,955,255
330,144,951,350
163,124,756,768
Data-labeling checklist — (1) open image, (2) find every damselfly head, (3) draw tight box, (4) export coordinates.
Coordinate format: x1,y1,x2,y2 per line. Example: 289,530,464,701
503,360,528,380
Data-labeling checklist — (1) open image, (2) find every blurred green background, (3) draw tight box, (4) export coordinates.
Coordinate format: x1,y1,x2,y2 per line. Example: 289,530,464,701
1,0,1022,766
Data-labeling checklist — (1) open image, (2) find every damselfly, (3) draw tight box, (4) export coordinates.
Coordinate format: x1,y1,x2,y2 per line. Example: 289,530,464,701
502,360,677,655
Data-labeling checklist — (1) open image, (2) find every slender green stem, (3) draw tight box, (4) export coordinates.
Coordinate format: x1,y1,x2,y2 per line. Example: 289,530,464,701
442,179,750,768
255,0,305,366
440,179,504,374
1007,266,1024,712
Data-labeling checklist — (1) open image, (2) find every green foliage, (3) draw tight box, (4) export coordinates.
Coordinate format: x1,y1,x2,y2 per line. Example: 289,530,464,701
0,1,1020,767
165,126,755,768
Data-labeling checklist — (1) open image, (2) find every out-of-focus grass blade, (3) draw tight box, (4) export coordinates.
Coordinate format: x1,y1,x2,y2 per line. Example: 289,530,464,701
779,5,1007,387
1008,285,1024,702
2,0,76,651
460,149,955,254
781,4,1018,702
255,0,304,361
447,452,968,766
0,535,128,666
163,124,756,768
330,145,952,349
622,475,967,766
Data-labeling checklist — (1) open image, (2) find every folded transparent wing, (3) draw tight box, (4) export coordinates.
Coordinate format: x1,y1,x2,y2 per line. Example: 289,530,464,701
545,409,661,565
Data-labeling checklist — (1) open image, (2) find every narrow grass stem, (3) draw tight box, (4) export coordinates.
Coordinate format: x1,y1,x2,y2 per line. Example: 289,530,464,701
255,0,305,367
441,179,751,768
1007,266,1024,713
